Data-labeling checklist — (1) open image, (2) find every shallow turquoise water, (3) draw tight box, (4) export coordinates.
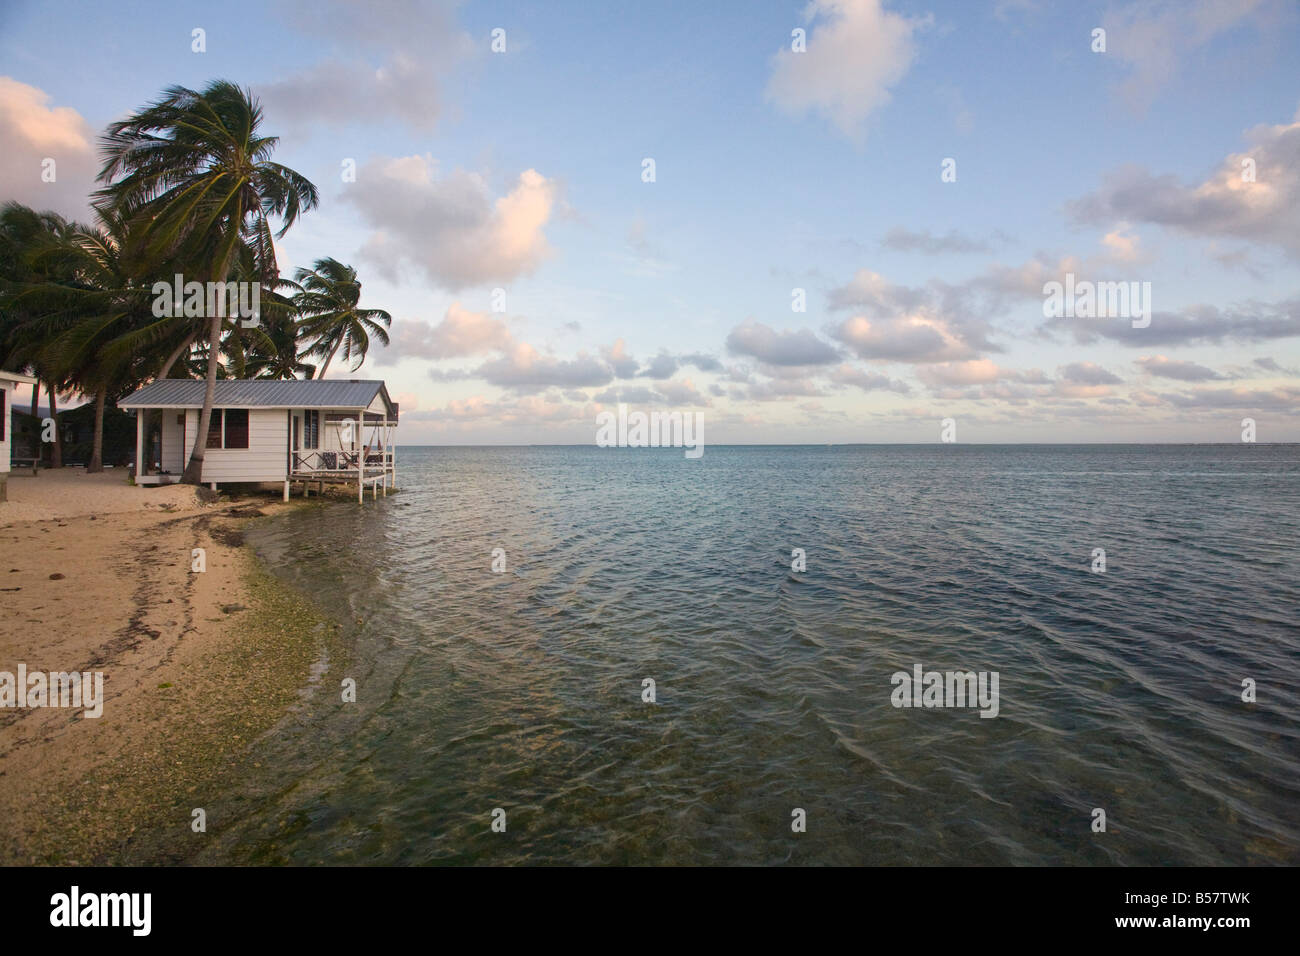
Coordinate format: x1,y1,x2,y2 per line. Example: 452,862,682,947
201,445,1298,865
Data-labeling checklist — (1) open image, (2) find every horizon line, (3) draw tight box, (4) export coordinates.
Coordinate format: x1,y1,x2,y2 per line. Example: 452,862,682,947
386,441,1300,448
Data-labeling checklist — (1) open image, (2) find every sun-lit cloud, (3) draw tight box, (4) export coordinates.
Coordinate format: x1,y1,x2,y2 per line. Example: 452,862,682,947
344,156,558,291
1100,226,1143,263
0,76,96,220
918,359,1036,387
826,268,1009,362
1069,110,1300,256
377,303,514,364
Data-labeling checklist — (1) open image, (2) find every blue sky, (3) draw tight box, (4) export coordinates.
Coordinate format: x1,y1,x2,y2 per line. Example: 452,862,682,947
2,0,1298,442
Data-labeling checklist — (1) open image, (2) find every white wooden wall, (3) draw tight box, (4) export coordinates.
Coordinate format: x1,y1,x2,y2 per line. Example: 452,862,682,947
184,407,288,482
0,385,10,474
161,410,186,474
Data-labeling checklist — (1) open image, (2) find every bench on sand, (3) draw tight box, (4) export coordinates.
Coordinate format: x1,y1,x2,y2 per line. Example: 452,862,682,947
9,457,39,476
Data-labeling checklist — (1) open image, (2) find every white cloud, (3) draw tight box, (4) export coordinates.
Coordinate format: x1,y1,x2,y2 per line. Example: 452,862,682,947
474,342,612,392
601,338,640,378
1059,362,1123,386
880,226,997,255
1135,355,1225,381
1103,0,1274,112
828,364,911,393
1158,384,1300,411
725,319,841,366
765,0,930,142
654,377,710,406
263,0,474,130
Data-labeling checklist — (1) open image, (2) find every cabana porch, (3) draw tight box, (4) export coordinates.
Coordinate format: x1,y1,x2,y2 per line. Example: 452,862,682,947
287,409,397,501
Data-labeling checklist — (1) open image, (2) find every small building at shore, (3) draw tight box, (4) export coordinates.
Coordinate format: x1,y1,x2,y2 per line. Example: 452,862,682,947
0,369,39,501
9,402,136,469
119,379,398,501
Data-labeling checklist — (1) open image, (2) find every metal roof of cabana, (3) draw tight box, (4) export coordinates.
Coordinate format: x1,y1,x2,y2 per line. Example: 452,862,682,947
120,379,397,419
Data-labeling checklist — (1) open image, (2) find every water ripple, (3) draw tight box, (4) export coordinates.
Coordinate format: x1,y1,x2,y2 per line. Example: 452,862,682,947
197,445,1300,866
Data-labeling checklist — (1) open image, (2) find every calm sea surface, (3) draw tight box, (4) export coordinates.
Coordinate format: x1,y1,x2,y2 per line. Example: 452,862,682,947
198,445,1298,865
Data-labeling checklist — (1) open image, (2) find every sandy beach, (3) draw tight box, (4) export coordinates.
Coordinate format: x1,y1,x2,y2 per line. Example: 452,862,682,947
0,470,339,864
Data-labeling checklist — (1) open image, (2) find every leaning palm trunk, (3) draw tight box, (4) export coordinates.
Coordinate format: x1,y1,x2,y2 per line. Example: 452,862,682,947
49,385,61,469
182,312,223,484
87,387,107,473
158,331,197,379
159,333,199,476
183,228,241,486
29,382,38,417
315,338,342,379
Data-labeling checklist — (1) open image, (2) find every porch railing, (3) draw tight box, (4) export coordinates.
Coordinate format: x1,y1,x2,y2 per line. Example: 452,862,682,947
293,451,394,473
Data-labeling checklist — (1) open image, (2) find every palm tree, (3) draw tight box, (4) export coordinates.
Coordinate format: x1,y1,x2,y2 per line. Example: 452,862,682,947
18,208,156,472
245,304,317,380
292,258,391,378
95,80,318,483
0,202,79,467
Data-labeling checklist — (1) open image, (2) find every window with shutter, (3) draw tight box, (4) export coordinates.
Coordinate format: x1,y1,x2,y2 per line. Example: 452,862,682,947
206,409,223,448
224,409,249,449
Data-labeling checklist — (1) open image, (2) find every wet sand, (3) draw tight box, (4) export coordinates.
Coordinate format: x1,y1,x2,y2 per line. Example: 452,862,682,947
0,470,340,864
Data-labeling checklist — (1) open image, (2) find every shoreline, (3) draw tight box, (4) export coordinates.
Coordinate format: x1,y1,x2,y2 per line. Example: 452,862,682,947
0,471,345,864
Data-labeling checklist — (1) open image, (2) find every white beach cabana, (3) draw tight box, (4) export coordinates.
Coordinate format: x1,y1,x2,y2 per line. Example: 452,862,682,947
119,379,398,501
1,369,39,500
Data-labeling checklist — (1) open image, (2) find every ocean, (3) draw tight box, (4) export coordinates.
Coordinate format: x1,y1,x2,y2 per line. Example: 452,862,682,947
200,445,1298,865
